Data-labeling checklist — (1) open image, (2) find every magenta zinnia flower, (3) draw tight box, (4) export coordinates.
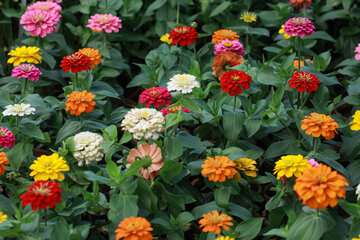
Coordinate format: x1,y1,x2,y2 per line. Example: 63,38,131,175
307,159,319,168
12,64,42,82
0,127,15,148
27,1,62,15
214,40,244,56
86,14,122,33
355,43,360,60
160,104,191,117
284,17,315,37
20,9,58,38
139,87,172,108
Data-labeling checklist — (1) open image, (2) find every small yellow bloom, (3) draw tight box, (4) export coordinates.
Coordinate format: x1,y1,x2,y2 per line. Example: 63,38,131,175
7,46,42,66
352,234,360,240
273,154,311,179
234,158,258,182
278,25,295,39
160,33,172,45
0,211,7,224
349,110,360,131
29,153,70,181
215,236,235,240
240,11,257,23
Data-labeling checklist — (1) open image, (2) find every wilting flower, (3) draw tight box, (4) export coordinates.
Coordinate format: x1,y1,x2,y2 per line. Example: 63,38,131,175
307,159,319,168
0,152,9,176
215,237,234,240
168,26,198,46
356,183,360,201
212,29,240,44
160,33,172,44
220,70,252,96
87,14,122,33
76,48,101,69
7,46,41,66
65,90,96,116
20,9,59,38
212,51,245,79
234,158,257,182
278,24,294,39
274,154,311,179
0,127,15,148
284,17,315,37
11,64,42,82
2,103,36,117
121,108,165,140
355,43,360,60
294,164,349,209
294,59,313,68
0,212,7,224
167,74,200,94
214,40,244,56
60,53,92,73
127,143,164,181
290,0,312,9
240,11,257,23
288,71,320,93
201,156,237,182
20,180,62,211
29,153,70,181
301,113,338,140
139,87,172,108
349,110,360,131
199,210,233,234
73,132,104,166
160,104,191,117
115,217,153,240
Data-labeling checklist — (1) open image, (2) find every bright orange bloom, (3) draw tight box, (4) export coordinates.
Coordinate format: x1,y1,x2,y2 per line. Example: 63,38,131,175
301,113,338,140
212,51,245,79
199,210,233,234
294,164,349,209
76,48,101,69
65,90,96,116
212,29,240,44
294,59,313,68
0,152,9,175
201,156,237,182
115,216,153,240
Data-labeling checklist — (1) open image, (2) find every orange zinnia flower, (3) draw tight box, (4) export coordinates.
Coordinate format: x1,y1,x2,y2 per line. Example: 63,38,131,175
212,29,240,44
301,113,338,140
294,164,349,209
294,59,313,68
76,48,101,69
199,210,233,234
65,90,96,116
212,51,245,79
0,152,9,175
115,216,153,240
201,156,237,182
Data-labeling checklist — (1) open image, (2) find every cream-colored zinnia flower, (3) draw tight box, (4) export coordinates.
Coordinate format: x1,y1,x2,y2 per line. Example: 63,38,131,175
167,74,200,94
73,131,105,166
2,103,35,116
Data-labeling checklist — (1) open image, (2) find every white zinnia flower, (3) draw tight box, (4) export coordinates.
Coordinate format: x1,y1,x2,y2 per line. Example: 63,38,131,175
121,108,165,140
167,74,200,94
2,103,35,116
356,183,360,201
73,131,105,166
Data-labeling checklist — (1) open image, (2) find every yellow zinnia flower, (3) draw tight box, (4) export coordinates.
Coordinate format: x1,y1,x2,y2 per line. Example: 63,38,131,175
7,46,42,66
0,211,7,224
160,33,172,45
273,154,311,179
29,153,70,181
240,11,257,23
349,110,360,131
352,234,360,240
278,25,295,39
215,236,235,240
234,158,258,182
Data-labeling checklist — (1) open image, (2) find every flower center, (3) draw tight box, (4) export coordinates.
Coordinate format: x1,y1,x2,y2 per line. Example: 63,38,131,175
33,184,50,196
34,13,44,21
231,75,240,82
223,41,234,48
210,215,225,223
139,110,150,119
175,27,188,34
168,106,181,112
44,159,53,168
298,73,311,82
72,94,86,101
37,5,50,11
127,221,140,230
316,174,327,183
68,54,81,60
19,64,33,72
149,90,159,97
177,76,192,85
13,105,26,112
293,18,307,25
0,129,7,137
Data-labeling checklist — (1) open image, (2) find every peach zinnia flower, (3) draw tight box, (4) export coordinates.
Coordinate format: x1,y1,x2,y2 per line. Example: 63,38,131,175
301,113,338,140
65,90,96,116
212,29,240,44
294,164,349,209
199,210,233,234
76,48,101,69
212,51,245,79
201,156,237,182
115,216,153,240
0,152,9,176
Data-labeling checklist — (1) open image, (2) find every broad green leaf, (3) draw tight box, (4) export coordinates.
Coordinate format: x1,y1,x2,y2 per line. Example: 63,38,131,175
106,160,121,180
165,113,188,130
235,218,263,240
209,1,231,17
256,68,283,87
108,193,138,223
214,187,231,208
159,160,183,180
164,136,183,160
339,200,360,218
7,142,33,170
222,111,244,142
20,123,44,140
56,120,82,144
122,159,150,180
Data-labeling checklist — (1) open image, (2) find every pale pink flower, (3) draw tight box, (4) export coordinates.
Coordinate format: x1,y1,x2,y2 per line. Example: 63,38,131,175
214,40,244,56
355,43,360,60
307,159,319,168
20,9,58,38
284,17,315,37
12,64,42,82
86,14,122,33
0,127,15,148
126,143,163,181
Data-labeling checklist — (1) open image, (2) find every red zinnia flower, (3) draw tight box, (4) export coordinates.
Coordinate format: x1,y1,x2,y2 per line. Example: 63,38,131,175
160,104,191,117
220,70,252,96
169,26,198,46
60,53,92,73
139,87,172,108
20,180,62,211
288,71,320,93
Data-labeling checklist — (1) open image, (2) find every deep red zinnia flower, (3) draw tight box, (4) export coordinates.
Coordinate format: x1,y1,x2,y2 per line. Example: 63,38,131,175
169,26,198,46
139,87,172,108
20,180,62,211
220,70,252,96
160,104,191,117
60,53,92,73
288,71,320,93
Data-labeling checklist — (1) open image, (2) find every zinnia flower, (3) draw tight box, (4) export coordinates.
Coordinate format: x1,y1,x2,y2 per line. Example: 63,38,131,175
20,9,59,38
288,71,320,93
20,180,62,211
240,11,257,23
214,40,244,56
27,1,62,20
294,164,349,209
215,237,235,240
29,153,70,181
73,132,105,166
139,87,172,108
167,74,200,94
294,59,313,68
11,64,42,82
0,212,7,224
76,48,101,69
220,70,252,96
0,127,15,148
2,103,36,117
212,29,240,44
168,26,198,46
60,53,92,73
212,51,245,79
284,17,315,37
273,154,311,179
290,0,312,9
307,159,319,168
278,24,294,39
234,158,257,182
0,152,9,176
65,90,96,116
355,43,360,60
356,183,360,201
160,33,172,44
201,156,237,182
199,210,233,234
353,235,360,240
87,14,122,33
301,113,338,140
160,104,191,117
115,216,153,240
349,110,360,131
126,143,164,181
7,46,41,66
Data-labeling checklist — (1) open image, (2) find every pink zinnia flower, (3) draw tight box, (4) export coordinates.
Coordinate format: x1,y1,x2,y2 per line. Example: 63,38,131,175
289,0,311,9
214,40,244,56
27,1,62,15
355,43,360,60
20,9,58,38
307,159,319,168
47,0,62,3
12,64,42,82
139,87,171,108
0,127,15,148
126,143,164,181
86,14,122,33
160,104,191,117
284,17,315,37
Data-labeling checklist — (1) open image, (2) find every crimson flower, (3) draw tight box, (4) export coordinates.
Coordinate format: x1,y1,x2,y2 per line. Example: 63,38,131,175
60,53,92,73
139,87,172,108
288,71,320,93
160,104,191,117
220,70,252,96
169,26,198,46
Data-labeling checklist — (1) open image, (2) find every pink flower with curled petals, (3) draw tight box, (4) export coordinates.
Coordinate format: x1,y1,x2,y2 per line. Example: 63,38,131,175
355,43,360,60
20,9,58,38
160,104,191,117
0,128,15,148
86,14,122,33
27,1,62,15
12,64,42,82
139,87,171,108
284,17,315,37
214,40,244,56
307,159,319,168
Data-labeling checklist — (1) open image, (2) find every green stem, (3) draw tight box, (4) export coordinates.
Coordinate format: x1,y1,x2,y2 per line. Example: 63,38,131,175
313,137,318,158
297,36,302,71
105,0,108,12
178,47,183,71
44,209,47,226
37,209,41,240
76,72,80,90
316,209,320,217
301,92,310,110
303,3,306,17
21,78,28,98
176,0,180,25
36,37,40,48
297,91,301,109
286,91,296,110
233,95,236,113
275,113,298,143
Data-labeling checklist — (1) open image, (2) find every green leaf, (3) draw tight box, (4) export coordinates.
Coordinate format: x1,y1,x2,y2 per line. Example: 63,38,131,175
164,136,183,160
209,1,231,17
119,131,132,145
222,111,245,142
159,160,183,180
256,68,283,87
122,159,150,180
90,82,119,98
103,125,118,142
7,142,33,170
313,56,327,72
176,212,195,227
347,159,360,185
20,123,44,140
106,160,120,180
264,140,294,158
192,201,220,218
55,121,82,144
145,0,167,16
65,136,75,153
227,202,252,220
108,193,138,223
235,218,263,240
83,171,117,187
165,113,188,130
338,200,360,218
214,187,231,208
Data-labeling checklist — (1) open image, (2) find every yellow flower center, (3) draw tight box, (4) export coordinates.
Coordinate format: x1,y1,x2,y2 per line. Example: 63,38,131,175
298,73,312,82
223,41,234,48
98,16,110,23
37,5,50,11
168,106,181,112
127,221,140,230
232,76,240,81
175,27,188,34
149,90,159,96
0,129,8,137
177,76,192,84
140,110,149,118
